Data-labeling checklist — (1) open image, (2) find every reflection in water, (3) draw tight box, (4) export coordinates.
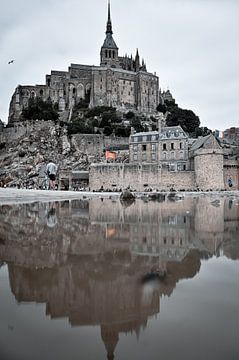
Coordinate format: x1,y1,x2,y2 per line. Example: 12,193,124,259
0,196,238,359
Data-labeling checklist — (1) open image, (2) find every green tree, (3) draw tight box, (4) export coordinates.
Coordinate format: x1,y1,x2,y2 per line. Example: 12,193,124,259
103,126,113,136
22,97,59,121
166,108,200,134
125,111,135,119
130,117,144,132
156,103,167,114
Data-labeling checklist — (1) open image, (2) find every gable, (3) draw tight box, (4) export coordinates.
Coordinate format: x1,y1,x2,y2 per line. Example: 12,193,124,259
203,135,221,149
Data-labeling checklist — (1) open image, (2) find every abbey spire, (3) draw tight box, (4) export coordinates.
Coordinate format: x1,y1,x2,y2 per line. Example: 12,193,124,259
100,0,119,67
106,0,113,34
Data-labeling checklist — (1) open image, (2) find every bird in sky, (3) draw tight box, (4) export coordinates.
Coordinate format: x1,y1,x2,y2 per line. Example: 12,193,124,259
8,60,14,64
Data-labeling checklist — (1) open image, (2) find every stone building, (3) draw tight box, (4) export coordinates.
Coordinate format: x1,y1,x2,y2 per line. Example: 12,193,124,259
89,131,239,191
8,1,164,124
129,125,189,171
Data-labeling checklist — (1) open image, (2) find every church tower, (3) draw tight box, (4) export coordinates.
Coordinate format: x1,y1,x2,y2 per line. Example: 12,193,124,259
100,0,119,67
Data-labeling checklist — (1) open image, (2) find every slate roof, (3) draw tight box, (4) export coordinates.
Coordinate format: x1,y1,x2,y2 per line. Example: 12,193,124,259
130,126,188,143
102,34,118,49
190,134,212,152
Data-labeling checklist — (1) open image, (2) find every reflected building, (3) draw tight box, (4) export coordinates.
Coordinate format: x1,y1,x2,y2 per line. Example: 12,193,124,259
0,196,239,358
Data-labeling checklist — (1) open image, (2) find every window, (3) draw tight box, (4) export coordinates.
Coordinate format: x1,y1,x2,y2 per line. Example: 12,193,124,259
133,153,138,161
179,151,184,159
171,151,175,159
113,51,115,58
163,143,167,150
142,153,147,161
142,144,147,151
163,152,167,160
152,153,156,161
109,50,111,58
133,144,138,151
171,143,174,150
105,50,108,58
151,144,156,152
152,135,156,141
180,142,183,149
143,136,147,142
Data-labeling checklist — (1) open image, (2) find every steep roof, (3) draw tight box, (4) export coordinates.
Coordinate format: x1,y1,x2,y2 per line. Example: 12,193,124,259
102,33,118,49
190,134,220,152
158,126,188,140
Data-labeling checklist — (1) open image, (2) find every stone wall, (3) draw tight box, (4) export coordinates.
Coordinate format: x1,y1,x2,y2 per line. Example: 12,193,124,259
194,149,224,190
71,134,129,155
0,120,55,144
89,163,195,191
223,159,239,190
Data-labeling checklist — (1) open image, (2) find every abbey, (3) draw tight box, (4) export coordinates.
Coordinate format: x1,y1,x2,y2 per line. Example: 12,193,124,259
8,1,163,124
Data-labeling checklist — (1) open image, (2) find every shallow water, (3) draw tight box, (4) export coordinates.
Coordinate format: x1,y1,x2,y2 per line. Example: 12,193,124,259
0,196,238,360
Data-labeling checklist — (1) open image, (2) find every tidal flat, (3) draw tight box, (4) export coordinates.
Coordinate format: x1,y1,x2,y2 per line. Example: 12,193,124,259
0,192,238,360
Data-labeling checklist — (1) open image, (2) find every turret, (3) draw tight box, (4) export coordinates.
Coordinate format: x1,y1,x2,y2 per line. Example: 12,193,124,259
134,48,140,72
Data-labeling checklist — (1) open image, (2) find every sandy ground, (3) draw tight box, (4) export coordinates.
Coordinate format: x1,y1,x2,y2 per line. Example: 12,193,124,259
0,188,238,205
0,188,120,205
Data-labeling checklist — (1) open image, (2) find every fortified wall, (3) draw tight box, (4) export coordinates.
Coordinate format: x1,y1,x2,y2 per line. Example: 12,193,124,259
89,163,196,191
89,149,230,192
0,121,129,156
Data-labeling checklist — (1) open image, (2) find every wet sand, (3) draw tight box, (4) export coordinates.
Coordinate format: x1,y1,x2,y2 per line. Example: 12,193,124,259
0,187,238,205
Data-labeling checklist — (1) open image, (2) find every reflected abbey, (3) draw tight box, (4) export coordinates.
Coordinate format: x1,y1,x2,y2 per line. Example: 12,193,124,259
0,196,238,359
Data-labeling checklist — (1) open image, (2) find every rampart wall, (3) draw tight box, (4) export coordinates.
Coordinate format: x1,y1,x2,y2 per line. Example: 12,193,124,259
0,120,55,143
89,163,196,191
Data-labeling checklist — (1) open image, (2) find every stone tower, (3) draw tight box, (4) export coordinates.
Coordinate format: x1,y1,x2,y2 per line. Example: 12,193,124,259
100,0,119,68
192,135,225,191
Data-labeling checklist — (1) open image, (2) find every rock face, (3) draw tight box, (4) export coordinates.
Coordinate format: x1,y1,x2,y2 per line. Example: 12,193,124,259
0,121,103,189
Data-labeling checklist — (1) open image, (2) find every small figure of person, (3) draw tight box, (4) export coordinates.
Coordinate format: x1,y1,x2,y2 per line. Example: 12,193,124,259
46,202,58,228
46,161,58,190
228,177,233,188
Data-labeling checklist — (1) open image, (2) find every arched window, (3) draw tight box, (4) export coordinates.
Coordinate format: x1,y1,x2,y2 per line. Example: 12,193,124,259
105,50,108,58
109,50,111,58
77,84,84,99
39,89,43,96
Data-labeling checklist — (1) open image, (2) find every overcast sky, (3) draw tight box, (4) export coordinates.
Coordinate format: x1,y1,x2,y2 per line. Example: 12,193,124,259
0,0,238,130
